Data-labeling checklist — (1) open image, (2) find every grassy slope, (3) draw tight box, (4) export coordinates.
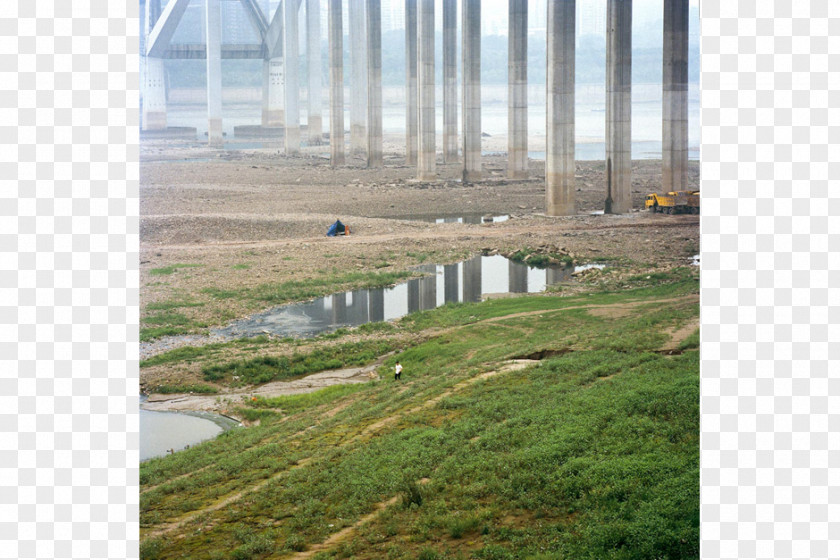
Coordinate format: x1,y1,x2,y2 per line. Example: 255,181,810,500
140,277,699,560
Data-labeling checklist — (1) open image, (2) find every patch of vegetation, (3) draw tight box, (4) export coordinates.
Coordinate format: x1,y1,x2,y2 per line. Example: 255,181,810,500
679,328,700,351
149,384,219,394
201,287,240,299
143,312,193,327
140,312,208,342
139,336,272,368
146,300,205,312
251,383,366,414
231,263,250,270
356,321,398,335
201,340,395,385
249,270,416,305
406,251,430,263
140,326,189,342
148,263,202,276
508,248,573,268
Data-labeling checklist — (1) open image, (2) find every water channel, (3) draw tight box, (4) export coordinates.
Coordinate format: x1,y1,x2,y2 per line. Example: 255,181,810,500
212,255,602,340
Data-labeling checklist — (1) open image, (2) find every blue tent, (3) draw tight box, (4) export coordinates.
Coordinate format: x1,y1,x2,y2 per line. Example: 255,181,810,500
326,220,345,237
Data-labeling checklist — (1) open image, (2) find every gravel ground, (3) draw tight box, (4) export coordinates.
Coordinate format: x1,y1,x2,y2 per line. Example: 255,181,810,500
139,133,700,366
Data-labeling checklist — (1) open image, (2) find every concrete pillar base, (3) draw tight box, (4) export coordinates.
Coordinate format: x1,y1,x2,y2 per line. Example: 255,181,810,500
285,127,301,155
208,118,223,146
262,109,285,128
308,116,323,145
143,111,168,131
461,171,482,183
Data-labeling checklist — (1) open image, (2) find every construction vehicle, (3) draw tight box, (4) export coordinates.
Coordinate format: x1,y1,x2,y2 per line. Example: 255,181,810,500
645,191,700,214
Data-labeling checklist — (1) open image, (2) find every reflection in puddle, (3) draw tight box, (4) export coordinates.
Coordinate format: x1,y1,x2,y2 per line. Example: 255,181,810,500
432,214,510,224
213,255,598,340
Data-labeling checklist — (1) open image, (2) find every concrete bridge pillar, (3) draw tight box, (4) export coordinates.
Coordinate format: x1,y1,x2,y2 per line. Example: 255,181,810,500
328,0,344,166
284,0,301,154
508,0,528,178
546,0,575,215
405,0,418,166
462,256,482,303
417,0,436,180
262,57,285,127
461,0,481,182
307,0,323,144
663,0,689,192
443,263,458,303
349,0,368,157
142,0,167,130
605,0,632,214
367,0,383,168
369,288,385,322
205,0,223,146
443,0,457,163
142,57,168,130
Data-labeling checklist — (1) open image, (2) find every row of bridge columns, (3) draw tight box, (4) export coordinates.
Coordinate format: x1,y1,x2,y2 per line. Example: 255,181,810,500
143,0,689,216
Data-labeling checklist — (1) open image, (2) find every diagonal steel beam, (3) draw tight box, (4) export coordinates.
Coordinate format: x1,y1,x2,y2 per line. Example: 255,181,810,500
146,0,191,57
238,0,268,40
263,0,285,58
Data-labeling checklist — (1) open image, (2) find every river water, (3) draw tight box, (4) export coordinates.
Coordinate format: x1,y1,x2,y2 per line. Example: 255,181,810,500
158,84,700,161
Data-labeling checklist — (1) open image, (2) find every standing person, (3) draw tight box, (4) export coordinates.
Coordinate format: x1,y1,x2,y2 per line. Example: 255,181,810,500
394,361,402,381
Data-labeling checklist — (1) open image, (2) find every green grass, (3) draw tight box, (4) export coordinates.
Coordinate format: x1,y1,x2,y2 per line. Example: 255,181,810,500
201,287,240,299
149,384,219,394
201,340,395,385
251,383,367,414
140,276,699,559
146,300,205,312
149,263,202,276
508,248,573,268
248,270,416,305
679,328,700,351
139,336,271,368
231,264,250,270
140,327,189,342
140,312,208,342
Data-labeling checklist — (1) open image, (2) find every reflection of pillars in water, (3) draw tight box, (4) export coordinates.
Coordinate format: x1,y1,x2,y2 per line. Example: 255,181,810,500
462,256,482,303
369,287,385,322
331,292,347,324
407,278,420,313
348,290,369,324
508,260,529,293
546,266,573,286
443,264,459,303
419,269,437,311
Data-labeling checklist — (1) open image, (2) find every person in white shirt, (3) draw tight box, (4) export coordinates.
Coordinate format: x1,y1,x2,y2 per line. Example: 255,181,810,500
395,361,402,381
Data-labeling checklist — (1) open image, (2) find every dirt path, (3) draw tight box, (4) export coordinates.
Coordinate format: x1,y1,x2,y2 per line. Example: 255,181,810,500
142,354,393,414
659,318,700,352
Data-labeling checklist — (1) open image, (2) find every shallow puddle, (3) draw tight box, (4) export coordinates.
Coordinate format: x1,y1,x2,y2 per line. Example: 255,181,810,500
429,214,509,224
140,396,239,461
212,255,599,340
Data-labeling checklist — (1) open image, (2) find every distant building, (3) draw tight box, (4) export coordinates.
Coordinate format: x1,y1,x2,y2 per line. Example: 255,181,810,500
382,0,403,33
577,0,606,45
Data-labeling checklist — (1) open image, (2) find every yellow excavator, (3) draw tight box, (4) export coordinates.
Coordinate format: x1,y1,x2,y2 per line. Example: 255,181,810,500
645,191,700,214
